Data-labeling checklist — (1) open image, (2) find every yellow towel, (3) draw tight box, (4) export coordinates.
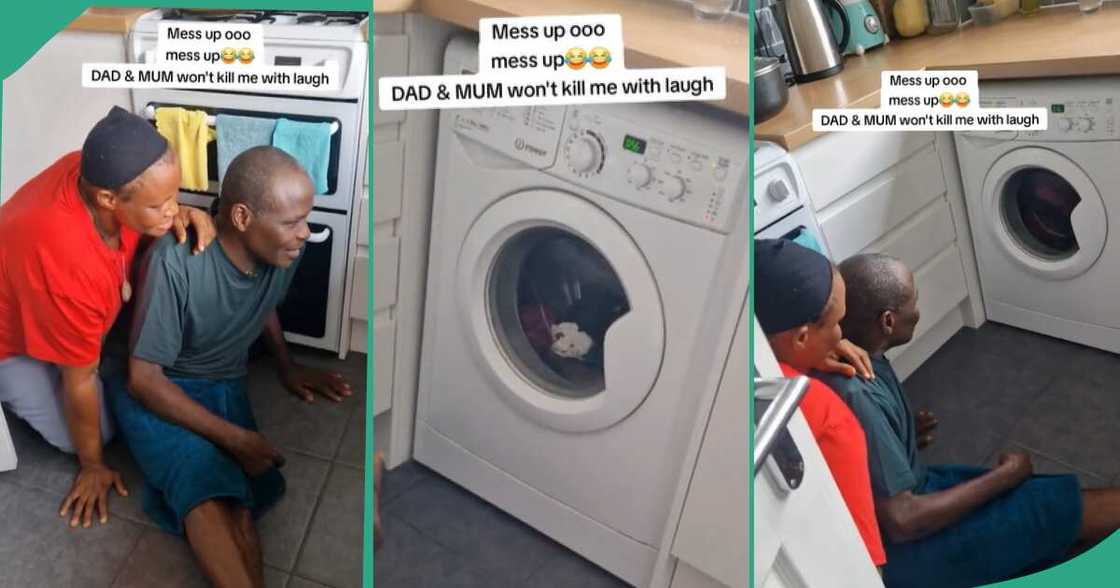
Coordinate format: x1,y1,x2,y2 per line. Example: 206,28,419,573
155,107,215,191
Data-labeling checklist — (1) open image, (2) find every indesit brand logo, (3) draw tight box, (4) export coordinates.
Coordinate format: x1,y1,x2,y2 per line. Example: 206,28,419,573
514,137,547,157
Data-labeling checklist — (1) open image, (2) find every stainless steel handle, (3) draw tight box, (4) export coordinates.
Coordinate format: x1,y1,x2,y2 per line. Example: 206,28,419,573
754,376,809,474
307,227,331,244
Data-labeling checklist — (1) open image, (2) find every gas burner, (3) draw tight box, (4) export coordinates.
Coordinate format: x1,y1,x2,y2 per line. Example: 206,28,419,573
159,9,366,27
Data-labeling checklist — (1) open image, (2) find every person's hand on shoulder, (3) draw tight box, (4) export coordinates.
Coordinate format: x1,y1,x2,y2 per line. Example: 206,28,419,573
172,206,216,255
816,338,875,380
281,363,353,403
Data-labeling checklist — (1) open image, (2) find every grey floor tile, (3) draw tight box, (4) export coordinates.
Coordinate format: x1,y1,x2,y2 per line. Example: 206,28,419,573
294,464,364,588
387,476,566,582
913,407,1004,467
0,480,143,588
258,452,332,571
998,444,1112,490
264,566,290,588
287,574,331,588
246,360,357,461
1008,373,1120,480
374,514,517,588
334,402,365,470
381,460,436,507
526,547,629,588
0,415,79,497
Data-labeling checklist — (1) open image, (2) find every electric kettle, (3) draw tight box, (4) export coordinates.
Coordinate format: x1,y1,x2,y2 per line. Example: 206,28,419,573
773,0,850,83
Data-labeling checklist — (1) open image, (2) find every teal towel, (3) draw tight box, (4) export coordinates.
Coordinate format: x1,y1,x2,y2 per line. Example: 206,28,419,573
792,229,825,256
216,114,277,183
272,119,331,194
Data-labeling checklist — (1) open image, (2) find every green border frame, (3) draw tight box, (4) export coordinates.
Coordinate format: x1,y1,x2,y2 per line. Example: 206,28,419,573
0,2,373,586
746,2,1119,584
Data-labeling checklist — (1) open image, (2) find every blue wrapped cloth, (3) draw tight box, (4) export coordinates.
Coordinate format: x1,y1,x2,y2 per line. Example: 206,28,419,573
106,375,285,535
883,465,1082,588
216,114,276,183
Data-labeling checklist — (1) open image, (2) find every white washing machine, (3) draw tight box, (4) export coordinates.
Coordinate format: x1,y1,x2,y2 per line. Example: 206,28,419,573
956,77,1120,353
413,37,749,586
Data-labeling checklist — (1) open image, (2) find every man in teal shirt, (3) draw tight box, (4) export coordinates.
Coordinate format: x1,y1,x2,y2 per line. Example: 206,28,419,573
819,253,1120,588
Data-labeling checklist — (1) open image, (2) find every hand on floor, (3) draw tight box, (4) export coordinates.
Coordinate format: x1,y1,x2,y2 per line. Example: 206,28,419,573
281,364,353,403
59,463,128,528
916,409,939,449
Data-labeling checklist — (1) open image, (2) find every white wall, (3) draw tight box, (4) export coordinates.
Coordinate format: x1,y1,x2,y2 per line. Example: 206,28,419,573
2,31,132,202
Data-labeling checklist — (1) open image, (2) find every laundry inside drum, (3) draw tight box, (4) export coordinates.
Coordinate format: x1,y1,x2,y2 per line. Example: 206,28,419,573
1001,168,1081,260
489,227,630,398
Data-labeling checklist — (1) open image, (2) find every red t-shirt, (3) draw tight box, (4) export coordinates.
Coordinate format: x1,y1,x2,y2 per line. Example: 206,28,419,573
781,362,886,567
0,151,140,367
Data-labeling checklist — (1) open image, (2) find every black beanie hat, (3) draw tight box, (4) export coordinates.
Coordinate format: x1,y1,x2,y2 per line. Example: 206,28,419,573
80,106,169,190
755,239,834,335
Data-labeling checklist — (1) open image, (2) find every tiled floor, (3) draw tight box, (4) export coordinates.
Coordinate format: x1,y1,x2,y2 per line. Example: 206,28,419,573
0,348,366,588
904,322,1120,489
375,461,630,587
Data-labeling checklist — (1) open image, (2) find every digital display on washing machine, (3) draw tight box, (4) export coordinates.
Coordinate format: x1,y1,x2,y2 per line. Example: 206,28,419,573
1051,104,1065,113
623,134,647,154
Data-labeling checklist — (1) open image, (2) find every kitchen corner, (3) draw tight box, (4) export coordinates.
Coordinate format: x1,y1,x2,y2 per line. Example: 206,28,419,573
758,3,1120,150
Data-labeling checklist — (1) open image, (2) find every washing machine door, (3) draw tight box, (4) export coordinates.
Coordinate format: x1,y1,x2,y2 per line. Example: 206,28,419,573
457,189,665,433
983,147,1108,279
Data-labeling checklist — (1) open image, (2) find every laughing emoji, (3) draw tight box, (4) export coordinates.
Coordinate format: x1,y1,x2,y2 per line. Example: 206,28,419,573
956,91,971,108
221,47,236,64
238,47,255,64
589,47,611,69
939,92,955,108
565,47,586,70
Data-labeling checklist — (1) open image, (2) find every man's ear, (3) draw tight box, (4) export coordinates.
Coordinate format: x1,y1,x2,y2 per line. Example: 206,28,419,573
792,325,811,350
880,310,896,336
93,188,120,211
230,203,253,232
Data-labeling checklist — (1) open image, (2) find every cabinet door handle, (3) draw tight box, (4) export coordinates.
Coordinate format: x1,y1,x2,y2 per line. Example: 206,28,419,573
754,376,809,490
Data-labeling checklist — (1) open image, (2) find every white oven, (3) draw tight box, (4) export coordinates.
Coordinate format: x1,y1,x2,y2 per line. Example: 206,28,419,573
127,9,368,353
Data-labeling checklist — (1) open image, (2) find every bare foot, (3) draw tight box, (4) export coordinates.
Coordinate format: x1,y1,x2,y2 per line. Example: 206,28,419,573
373,451,385,551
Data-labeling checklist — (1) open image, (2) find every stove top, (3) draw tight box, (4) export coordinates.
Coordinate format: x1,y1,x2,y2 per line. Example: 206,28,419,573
159,9,367,26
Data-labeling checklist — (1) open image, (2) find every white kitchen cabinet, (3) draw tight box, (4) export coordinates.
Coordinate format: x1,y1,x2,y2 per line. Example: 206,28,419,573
794,131,984,380
1,31,132,202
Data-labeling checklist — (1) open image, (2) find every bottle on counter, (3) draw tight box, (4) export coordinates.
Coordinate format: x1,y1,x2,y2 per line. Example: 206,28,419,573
894,0,930,37
927,0,960,33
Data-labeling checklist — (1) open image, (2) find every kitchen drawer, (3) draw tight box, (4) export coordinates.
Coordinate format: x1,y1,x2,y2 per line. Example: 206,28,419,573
372,35,407,127
819,143,946,261
351,251,369,320
373,236,400,312
794,131,935,213
373,318,396,417
862,197,956,273
373,142,404,224
357,189,370,247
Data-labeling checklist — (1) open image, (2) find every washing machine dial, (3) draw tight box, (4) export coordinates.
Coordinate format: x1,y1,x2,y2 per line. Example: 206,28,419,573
566,131,605,175
1077,117,1095,133
627,163,654,188
1059,118,1074,132
660,174,687,202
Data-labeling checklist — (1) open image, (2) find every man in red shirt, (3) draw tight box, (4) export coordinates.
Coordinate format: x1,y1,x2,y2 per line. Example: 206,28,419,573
755,238,886,568
0,106,215,529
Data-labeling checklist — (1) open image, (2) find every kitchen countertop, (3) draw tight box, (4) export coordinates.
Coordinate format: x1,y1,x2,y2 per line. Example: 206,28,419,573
758,3,1120,150
65,8,152,34
414,0,749,116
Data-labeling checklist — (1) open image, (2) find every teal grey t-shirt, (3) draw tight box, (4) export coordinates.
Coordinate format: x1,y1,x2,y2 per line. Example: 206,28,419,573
130,234,300,379
817,355,927,498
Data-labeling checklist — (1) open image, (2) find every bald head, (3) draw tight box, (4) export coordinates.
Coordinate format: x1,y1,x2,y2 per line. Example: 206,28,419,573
837,253,918,350
219,146,310,215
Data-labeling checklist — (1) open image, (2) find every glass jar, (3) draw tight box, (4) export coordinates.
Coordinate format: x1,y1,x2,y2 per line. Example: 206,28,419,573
927,0,960,33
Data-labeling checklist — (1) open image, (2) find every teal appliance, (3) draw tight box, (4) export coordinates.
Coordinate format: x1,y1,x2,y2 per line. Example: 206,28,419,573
831,0,888,56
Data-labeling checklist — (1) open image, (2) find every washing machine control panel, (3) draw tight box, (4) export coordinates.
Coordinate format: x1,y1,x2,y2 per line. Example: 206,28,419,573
452,106,566,168
1020,96,1119,141
551,107,745,233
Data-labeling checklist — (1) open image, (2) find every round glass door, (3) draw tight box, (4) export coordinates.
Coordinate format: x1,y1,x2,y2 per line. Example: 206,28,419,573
489,228,630,399
982,148,1107,280
1000,168,1081,260
457,189,664,433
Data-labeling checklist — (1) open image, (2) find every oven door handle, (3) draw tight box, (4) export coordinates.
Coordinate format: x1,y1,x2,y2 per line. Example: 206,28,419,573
307,227,331,244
